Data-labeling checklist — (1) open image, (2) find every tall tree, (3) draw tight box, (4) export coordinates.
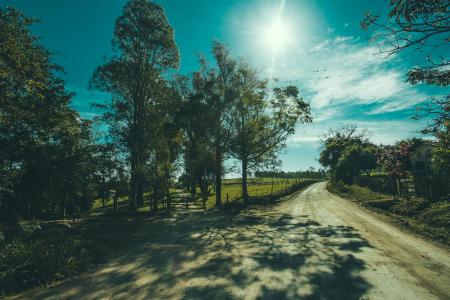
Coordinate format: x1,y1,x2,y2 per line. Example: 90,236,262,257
192,42,238,207
89,0,179,208
0,7,93,218
377,139,423,196
319,126,375,183
146,79,183,211
335,143,378,184
179,77,216,209
229,65,312,201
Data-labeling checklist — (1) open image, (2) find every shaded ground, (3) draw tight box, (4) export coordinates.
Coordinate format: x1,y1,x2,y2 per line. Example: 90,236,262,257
14,182,450,299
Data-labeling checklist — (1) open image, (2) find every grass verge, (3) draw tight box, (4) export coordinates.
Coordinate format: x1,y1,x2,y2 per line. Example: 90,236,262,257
196,178,319,209
0,213,145,297
327,181,450,246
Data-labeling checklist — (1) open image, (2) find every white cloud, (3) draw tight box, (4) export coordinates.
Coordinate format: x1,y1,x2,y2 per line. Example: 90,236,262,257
273,36,429,115
287,117,432,149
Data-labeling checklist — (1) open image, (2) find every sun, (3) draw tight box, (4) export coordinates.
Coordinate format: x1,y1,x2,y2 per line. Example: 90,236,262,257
261,17,293,55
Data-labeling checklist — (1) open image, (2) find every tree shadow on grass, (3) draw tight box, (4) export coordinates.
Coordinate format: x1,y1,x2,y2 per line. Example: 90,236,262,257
28,204,373,300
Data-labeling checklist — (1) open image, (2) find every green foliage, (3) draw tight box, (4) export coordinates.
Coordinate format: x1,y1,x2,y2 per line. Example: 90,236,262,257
390,198,430,217
0,223,102,295
431,123,450,176
0,7,97,218
0,214,143,296
335,143,378,183
377,138,423,178
319,126,378,184
416,202,450,230
255,169,326,179
90,0,180,209
196,178,320,209
329,181,388,201
365,199,398,211
361,0,449,168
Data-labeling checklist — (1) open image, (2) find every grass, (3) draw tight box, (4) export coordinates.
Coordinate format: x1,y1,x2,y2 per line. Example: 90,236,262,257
90,178,310,211
328,181,450,246
0,213,145,297
193,178,313,209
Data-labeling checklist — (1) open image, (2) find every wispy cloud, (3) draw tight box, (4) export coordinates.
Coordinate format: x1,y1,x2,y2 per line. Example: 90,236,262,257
288,117,432,149
272,36,430,116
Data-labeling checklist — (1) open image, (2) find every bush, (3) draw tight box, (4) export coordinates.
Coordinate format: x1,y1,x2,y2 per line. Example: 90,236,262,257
390,198,430,217
0,222,106,296
365,199,398,210
416,202,450,230
330,180,349,193
0,213,144,297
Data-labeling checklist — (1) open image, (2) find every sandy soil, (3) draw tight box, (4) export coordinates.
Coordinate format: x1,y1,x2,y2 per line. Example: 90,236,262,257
16,182,450,299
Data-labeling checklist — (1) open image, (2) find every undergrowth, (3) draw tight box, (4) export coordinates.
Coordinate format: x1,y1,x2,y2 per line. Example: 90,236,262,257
0,214,143,297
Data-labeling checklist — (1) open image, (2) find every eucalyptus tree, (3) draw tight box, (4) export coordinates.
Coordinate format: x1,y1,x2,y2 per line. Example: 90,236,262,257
191,42,238,207
146,79,184,211
90,0,179,208
178,77,216,209
229,68,312,202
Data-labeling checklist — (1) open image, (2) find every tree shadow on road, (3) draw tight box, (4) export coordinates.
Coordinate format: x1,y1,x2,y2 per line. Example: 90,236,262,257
29,205,374,300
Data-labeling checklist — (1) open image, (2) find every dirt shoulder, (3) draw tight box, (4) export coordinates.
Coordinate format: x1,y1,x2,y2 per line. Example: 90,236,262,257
327,181,450,248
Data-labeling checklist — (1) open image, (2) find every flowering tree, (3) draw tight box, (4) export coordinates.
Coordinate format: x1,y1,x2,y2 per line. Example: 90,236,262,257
377,139,423,196
377,142,413,179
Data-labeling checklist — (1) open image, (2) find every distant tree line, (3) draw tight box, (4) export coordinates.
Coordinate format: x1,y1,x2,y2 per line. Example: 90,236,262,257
0,0,312,220
254,169,326,180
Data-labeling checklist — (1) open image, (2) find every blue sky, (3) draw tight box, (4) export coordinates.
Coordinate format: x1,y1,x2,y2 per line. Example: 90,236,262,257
3,0,443,171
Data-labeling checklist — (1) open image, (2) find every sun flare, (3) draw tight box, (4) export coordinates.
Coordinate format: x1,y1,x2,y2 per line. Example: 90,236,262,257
262,18,293,54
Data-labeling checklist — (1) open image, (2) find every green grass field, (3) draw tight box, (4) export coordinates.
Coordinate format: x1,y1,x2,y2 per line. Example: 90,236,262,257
194,178,305,208
92,178,311,211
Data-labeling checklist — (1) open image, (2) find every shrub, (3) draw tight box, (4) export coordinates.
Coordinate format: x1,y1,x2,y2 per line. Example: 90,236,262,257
416,202,450,230
330,180,349,193
365,199,398,210
0,222,105,296
390,198,431,217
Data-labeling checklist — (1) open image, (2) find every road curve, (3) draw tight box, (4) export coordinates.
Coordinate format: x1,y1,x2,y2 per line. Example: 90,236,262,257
15,182,450,299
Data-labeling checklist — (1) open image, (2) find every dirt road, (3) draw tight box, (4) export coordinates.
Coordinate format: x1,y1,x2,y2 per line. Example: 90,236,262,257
20,182,450,299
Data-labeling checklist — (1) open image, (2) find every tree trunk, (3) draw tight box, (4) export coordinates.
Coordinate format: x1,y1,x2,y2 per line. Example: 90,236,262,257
152,179,159,212
215,170,222,207
215,149,222,208
199,178,208,210
136,172,144,207
113,194,118,212
165,167,171,210
242,158,249,203
101,181,106,208
61,190,67,218
129,151,137,209
190,176,196,197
